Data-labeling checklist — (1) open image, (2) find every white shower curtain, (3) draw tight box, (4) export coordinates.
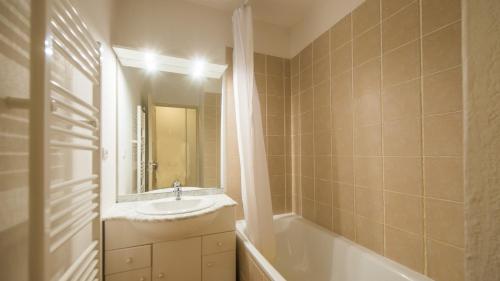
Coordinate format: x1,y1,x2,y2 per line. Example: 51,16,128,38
232,6,276,260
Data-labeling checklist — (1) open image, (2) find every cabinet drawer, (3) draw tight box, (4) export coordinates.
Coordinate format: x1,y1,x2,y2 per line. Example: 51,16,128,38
202,251,235,281
106,268,151,281
105,245,151,275
202,232,235,255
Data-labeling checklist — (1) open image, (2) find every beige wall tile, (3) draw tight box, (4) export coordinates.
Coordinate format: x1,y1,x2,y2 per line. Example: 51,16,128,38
422,22,461,75
332,182,355,211
300,112,313,134
353,25,381,66
301,156,314,178
423,66,462,115
291,75,300,94
424,157,464,202
382,79,421,121
301,176,315,200
302,198,316,221
382,39,421,88
384,156,423,195
313,58,331,85
332,127,353,156
423,112,463,156
333,209,355,240
316,203,333,230
381,0,414,19
315,130,332,155
353,0,381,36
353,58,381,98
300,66,313,91
267,76,284,96
331,14,352,50
383,117,422,156
270,174,286,195
382,2,420,53
268,155,285,176
385,226,425,272
385,191,423,234
313,30,331,61
331,70,352,102
426,239,464,281
332,42,353,77
314,81,331,109
300,88,313,113
267,135,285,156
255,73,266,95
425,198,465,247
316,178,333,206
422,0,461,35
315,155,332,181
266,55,284,76
254,53,266,74
300,44,313,71
332,156,354,184
355,186,384,222
356,216,384,254
268,116,285,135
301,134,314,155
314,107,331,133
267,95,284,117
355,124,382,156
291,55,300,77
355,92,381,126
354,156,383,189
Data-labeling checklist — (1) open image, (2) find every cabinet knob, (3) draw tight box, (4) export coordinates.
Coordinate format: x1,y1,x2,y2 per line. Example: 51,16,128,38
207,262,215,267
217,242,223,247
139,277,145,281
125,257,133,264
158,272,165,279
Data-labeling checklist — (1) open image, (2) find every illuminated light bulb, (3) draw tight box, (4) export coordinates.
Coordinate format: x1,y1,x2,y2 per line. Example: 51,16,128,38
192,58,206,79
144,51,157,73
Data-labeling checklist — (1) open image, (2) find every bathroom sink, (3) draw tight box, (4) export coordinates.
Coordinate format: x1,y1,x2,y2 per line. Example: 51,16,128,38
136,196,216,215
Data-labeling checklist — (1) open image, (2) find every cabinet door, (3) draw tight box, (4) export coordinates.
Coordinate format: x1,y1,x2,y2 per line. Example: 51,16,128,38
153,237,201,281
202,251,235,281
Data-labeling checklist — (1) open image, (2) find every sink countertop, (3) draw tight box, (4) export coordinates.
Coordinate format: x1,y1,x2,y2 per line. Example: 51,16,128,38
103,194,238,222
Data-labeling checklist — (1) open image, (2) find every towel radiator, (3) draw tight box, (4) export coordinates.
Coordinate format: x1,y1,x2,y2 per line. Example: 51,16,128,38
30,0,102,280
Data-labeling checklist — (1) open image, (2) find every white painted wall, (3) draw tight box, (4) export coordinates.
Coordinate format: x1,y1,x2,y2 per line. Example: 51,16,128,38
111,0,290,63
289,0,364,57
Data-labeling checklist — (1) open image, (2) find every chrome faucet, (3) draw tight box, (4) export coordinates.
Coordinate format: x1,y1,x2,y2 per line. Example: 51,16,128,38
172,180,182,200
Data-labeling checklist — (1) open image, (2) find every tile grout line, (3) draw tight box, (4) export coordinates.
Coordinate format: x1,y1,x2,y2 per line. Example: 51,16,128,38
378,0,387,257
418,0,429,275
350,11,357,242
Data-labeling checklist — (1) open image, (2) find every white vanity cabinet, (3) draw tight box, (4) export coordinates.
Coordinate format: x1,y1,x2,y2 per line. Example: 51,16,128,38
103,200,236,281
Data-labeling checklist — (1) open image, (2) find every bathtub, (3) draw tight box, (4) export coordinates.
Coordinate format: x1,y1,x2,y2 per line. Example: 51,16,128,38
236,214,433,281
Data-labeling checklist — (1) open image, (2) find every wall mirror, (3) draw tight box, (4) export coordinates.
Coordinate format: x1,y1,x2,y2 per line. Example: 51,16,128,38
114,47,227,198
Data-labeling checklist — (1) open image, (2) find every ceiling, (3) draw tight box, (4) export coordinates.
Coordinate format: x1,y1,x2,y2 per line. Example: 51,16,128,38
180,0,313,27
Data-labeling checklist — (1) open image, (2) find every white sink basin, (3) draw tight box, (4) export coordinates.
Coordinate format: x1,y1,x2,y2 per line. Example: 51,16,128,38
136,196,216,215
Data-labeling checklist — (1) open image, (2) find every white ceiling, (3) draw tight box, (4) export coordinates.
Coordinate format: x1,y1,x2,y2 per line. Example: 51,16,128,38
180,0,313,27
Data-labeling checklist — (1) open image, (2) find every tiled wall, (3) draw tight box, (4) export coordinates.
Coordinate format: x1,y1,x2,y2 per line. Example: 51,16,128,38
201,92,221,187
290,0,464,280
254,53,292,214
224,48,292,216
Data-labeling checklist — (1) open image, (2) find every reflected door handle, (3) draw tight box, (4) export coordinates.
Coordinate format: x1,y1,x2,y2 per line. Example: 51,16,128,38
150,162,158,169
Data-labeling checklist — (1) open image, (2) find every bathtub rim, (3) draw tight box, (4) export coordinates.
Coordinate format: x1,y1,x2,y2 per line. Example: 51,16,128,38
236,213,433,281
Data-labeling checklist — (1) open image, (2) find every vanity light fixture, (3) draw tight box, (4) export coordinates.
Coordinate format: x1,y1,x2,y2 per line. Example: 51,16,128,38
144,51,157,73
192,58,206,79
113,46,227,79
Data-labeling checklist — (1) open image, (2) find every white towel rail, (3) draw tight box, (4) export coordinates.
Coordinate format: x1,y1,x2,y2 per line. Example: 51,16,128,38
30,0,102,279
57,242,98,281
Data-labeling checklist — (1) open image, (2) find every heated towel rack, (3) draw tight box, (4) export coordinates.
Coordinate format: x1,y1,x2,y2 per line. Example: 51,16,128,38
30,0,102,280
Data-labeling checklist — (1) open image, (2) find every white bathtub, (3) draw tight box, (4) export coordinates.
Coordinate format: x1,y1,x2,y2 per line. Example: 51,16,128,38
236,214,433,281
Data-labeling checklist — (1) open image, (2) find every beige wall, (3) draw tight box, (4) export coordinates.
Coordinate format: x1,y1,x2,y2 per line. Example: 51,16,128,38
290,0,464,280
201,93,221,187
289,0,364,57
0,1,30,280
224,48,292,218
111,0,290,64
463,0,500,280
